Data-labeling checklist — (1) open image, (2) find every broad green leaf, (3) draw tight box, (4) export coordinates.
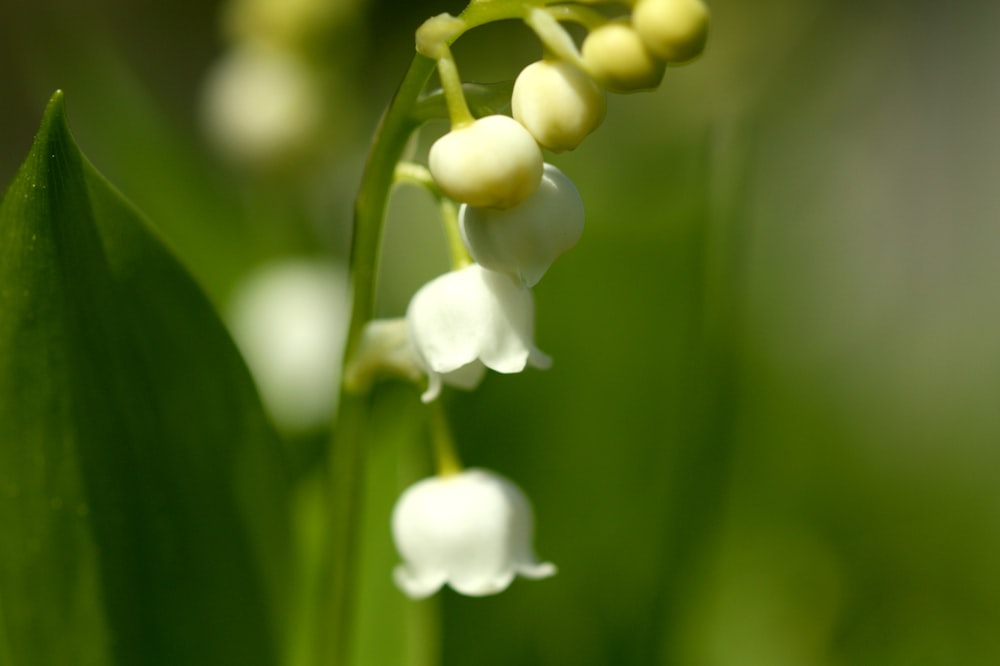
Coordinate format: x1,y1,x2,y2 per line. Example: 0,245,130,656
0,92,290,666
412,80,515,122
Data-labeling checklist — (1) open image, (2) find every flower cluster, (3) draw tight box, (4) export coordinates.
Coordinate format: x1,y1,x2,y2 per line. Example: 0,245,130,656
346,0,710,598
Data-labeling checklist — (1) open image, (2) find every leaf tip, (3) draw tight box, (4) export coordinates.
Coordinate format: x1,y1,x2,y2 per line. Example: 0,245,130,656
41,90,68,133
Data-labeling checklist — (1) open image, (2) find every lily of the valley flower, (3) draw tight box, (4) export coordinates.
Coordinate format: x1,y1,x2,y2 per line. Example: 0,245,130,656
428,115,544,209
392,468,557,598
227,259,348,431
460,163,584,288
406,264,551,402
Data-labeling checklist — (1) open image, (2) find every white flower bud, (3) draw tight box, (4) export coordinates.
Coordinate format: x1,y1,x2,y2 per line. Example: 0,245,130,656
428,115,544,209
581,20,666,93
633,0,709,63
512,60,606,152
460,163,584,288
392,468,556,598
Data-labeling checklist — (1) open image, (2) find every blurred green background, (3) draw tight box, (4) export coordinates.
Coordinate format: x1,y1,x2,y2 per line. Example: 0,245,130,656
4,0,1000,664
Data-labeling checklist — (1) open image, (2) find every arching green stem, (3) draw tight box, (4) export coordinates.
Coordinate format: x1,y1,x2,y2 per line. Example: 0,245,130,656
326,53,436,666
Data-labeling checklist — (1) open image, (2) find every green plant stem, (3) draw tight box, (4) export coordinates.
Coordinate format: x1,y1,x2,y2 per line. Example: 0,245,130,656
429,401,463,476
326,53,436,666
343,54,437,361
436,47,475,127
393,162,472,269
541,4,609,31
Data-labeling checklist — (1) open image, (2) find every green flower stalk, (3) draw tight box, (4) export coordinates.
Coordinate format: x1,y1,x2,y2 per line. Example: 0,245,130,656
325,0,711,661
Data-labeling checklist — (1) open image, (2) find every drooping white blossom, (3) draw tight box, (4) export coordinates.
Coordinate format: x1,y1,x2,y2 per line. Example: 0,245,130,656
428,115,544,209
392,468,557,598
460,163,584,288
227,260,348,431
406,264,551,402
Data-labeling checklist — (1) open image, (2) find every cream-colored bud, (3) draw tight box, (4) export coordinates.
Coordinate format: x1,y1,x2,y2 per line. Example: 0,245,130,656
512,60,606,152
633,0,709,63
429,115,544,209
581,20,665,93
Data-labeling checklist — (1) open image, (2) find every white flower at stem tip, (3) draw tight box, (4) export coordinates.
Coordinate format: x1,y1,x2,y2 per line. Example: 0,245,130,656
406,264,551,403
460,163,584,288
392,468,557,598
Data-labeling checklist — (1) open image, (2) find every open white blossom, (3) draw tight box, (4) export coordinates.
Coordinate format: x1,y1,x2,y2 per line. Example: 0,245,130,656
406,264,551,402
460,163,584,287
392,468,557,598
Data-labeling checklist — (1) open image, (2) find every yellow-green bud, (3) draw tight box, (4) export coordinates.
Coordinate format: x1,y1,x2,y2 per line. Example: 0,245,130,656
581,20,665,93
429,115,543,209
512,60,606,152
632,0,709,63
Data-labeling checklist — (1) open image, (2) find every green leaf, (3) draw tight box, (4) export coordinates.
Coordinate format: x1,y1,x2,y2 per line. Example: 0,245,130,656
412,80,515,122
0,92,290,666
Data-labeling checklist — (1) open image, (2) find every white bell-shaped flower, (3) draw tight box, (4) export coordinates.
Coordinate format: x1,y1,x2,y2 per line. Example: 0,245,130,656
227,259,347,431
392,468,557,598
632,0,710,63
581,20,666,93
460,163,584,287
406,264,551,402
428,115,544,209
201,44,323,167
512,60,606,152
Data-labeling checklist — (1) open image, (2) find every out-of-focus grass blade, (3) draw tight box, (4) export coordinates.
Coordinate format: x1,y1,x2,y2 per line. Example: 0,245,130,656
0,91,289,666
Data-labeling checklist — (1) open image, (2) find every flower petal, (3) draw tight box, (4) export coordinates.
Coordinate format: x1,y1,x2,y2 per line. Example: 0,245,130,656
407,265,548,379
